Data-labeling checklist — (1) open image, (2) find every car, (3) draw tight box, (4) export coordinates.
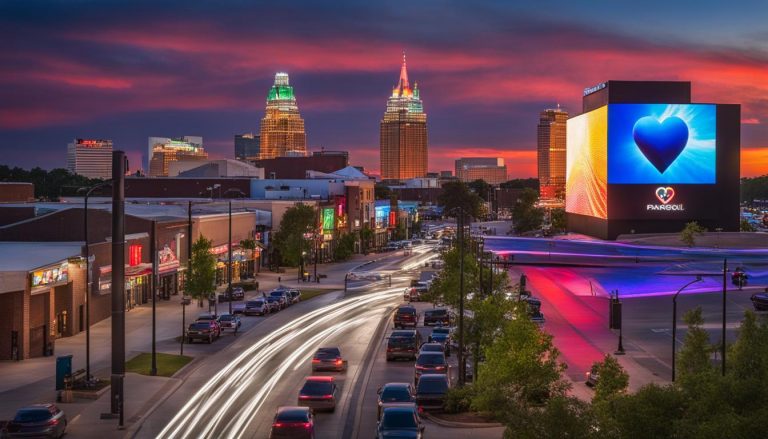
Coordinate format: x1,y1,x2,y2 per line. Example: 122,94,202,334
285,289,301,304
586,364,600,387
384,243,399,252
750,292,768,311
428,332,451,356
394,306,418,329
415,374,449,411
418,342,444,355
217,313,241,332
377,383,416,420
232,302,246,314
187,321,220,343
311,347,347,372
404,286,427,302
269,406,314,439
194,315,222,336
376,405,425,439
423,308,450,326
414,352,448,384
268,291,290,309
297,376,338,412
244,299,270,316
387,330,421,361
6,404,67,439
266,296,284,311
218,287,245,302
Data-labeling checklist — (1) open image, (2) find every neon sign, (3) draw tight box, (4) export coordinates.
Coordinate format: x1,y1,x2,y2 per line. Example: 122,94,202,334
646,186,684,211
31,262,68,288
322,208,335,231
129,244,142,266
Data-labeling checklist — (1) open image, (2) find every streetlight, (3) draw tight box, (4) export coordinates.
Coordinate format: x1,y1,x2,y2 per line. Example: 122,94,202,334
77,180,112,385
447,206,467,386
223,188,247,314
671,275,703,381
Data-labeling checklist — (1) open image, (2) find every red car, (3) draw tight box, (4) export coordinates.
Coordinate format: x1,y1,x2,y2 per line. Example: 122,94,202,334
270,406,314,439
186,321,221,344
394,306,418,329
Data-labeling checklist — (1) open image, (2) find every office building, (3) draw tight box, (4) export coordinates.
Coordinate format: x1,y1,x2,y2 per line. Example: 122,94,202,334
259,73,307,159
66,138,113,179
235,133,260,161
380,54,428,180
148,136,208,177
537,107,568,200
251,150,349,179
455,157,508,185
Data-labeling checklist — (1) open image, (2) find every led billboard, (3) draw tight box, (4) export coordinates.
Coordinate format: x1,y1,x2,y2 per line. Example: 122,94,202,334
565,106,607,219
608,104,716,184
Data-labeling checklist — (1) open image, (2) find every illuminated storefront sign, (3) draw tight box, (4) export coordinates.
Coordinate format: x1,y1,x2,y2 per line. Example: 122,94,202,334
322,207,335,231
129,244,142,266
31,262,68,288
647,186,684,211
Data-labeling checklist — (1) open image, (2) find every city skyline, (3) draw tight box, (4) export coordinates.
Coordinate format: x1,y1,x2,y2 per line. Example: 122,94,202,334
1,1,768,177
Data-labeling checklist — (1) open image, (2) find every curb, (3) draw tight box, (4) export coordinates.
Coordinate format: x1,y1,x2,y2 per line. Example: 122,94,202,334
422,412,503,429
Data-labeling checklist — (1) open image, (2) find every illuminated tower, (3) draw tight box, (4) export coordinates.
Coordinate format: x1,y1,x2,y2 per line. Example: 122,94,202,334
380,53,428,180
259,72,307,159
537,106,568,200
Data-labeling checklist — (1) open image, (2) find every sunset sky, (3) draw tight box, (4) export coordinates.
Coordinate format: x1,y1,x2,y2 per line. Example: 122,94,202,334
1,0,767,177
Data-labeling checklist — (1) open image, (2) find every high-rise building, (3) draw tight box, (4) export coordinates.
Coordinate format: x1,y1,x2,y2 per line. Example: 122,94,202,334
148,136,207,177
67,138,113,179
537,106,568,199
455,158,508,185
259,73,307,160
380,54,428,181
235,133,260,161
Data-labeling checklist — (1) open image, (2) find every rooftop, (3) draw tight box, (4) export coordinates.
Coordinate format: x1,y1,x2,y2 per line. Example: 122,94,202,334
0,242,82,272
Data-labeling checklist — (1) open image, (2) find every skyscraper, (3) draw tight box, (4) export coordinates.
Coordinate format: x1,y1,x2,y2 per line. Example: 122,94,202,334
455,158,508,185
235,133,260,161
148,136,208,177
537,106,568,200
67,138,113,179
380,54,428,181
259,73,307,160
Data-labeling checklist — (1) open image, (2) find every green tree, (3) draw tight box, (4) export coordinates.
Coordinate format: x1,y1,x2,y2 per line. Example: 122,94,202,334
438,180,484,219
186,236,216,302
374,183,392,200
740,175,768,205
550,208,567,233
359,226,374,254
677,307,716,381
594,384,684,439
591,355,629,403
680,221,707,247
468,179,492,201
500,178,539,191
273,203,316,267
740,218,756,232
512,188,544,234
509,396,596,439
333,233,356,261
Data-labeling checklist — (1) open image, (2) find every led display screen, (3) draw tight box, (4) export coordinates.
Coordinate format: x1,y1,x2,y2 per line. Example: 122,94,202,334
566,106,607,219
608,104,716,184
322,208,335,231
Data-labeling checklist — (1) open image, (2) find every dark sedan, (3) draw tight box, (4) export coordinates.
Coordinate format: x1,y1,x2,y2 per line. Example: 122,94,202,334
269,406,314,439
751,292,768,311
414,352,448,383
311,347,347,372
423,308,450,326
187,321,219,343
376,405,425,439
6,404,67,439
377,382,415,420
244,300,270,316
415,374,449,411
218,287,245,302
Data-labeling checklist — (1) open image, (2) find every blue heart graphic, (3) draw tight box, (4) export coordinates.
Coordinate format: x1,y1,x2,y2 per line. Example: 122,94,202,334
632,116,689,174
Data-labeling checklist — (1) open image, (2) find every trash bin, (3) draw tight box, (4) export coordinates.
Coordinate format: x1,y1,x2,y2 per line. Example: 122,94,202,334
56,355,73,391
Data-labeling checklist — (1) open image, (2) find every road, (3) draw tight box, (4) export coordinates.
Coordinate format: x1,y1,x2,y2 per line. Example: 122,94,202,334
136,245,440,439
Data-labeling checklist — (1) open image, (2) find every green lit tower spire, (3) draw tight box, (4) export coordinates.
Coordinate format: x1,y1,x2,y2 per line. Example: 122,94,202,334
260,72,307,159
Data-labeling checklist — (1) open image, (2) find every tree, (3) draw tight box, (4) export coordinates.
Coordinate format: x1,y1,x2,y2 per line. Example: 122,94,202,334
550,208,566,233
740,175,768,205
438,180,484,219
680,221,707,247
512,188,544,234
500,178,539,191
468,179,492,201
591,355,629,403
374,183,392,200
186,236,216,303
677,307,716,381
359,226,375,254
594,384,685,439
740,218,756,232
333,233,356,261
0,165,105,200
272,203,316,267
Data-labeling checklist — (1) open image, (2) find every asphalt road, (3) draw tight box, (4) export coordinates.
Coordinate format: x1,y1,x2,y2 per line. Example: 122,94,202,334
136,245,439,439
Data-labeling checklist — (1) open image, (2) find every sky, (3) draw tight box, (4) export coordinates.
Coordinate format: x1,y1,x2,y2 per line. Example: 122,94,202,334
1,0,767,178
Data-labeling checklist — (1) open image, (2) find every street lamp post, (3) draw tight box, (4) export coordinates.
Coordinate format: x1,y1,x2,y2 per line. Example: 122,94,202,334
614,289,625,355
722,258,727,376
150,220,157,376
78,180,112,384
456,206,466,386
672,275,703,381
478,241,484,296
228,201,233,315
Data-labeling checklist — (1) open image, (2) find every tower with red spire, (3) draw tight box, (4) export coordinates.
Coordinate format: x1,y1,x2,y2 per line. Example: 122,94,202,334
380,52,427,180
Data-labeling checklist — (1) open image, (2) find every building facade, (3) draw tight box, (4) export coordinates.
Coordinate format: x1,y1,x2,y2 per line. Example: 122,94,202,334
380,55,428,181
455,157,508,185
251,152,348,179
148,136,208,177
259,73,307,160
66,138,113,179
235,133,260,161
537,107,568,200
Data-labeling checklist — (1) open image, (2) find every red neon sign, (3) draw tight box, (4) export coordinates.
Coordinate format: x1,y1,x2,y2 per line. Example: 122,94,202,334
129,244,142,266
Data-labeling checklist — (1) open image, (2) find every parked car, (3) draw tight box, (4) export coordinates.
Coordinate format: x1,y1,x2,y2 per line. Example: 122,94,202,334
232,302,246,315
297,376,338,412
376,405,425,439
217,313,241,332
285,289,301,304
311,347,347,372
218,287,245,302
428,331,451,356
269,406,314,439
377,383,416,420
196,313,217,323
750,292,768,311
6,404,67,439
387,330,421,361
414,352,448,384
423,308,450,326
187,321,220,343
244,300,270,316
415,374,449,411
384,243,400,252
394,306,418,329
586,364,600,387
266,296,285,311
268,291,290,309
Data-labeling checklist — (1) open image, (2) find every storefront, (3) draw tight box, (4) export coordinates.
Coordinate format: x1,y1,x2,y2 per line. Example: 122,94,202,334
157,239,181,299
98,264,152,310
212,243,246,286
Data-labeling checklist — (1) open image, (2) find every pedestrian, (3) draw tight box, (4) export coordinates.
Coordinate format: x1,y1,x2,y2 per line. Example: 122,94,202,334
278,276,281,284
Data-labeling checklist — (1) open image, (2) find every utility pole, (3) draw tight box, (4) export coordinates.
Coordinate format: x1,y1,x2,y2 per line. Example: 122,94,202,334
110,151,126,421
150,220,157,376
722,258,727,376
228,201,233,315
458,206,466,386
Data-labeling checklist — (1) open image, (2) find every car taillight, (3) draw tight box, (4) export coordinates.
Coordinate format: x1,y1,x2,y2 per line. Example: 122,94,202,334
335,359,343,365
416,365,425,370
302,422,312,428
417,406,424,414
312,359,321,363
322,394,334,399
435,366,445,370
273,422,283,428
48,419,59,426
299,395,311,400
387,348,393,352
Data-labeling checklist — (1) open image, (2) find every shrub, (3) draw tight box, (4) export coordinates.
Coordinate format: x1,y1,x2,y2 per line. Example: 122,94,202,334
444,385,476,413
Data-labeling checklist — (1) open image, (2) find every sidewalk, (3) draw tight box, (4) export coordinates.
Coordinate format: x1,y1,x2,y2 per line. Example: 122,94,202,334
0,252,381,426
